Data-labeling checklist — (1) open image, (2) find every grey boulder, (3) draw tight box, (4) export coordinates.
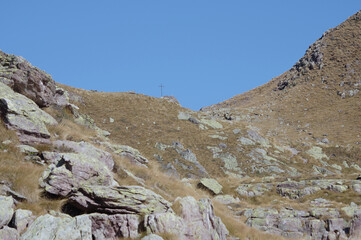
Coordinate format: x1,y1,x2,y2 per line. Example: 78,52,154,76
40,153,117,197
67,185,173,215
0,226,19,240
0,82,57,144
53,140,114,170
20,214,92,240
0,196,14,229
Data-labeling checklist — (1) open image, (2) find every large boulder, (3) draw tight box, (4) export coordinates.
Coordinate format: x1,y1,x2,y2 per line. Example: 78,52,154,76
10,209,35,234
40,153,117,197
177,196,228,240
20,214,92,240
53,140,114,170
0,50,61,107
0,82,57,143
0,226,19,240
144,197,228,240
144,212,186,236
67,185,172,215
88,213,140,239
350,212,361,239
0,196,14,229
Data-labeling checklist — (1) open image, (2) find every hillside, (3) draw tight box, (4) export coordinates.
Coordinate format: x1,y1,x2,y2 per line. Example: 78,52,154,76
0,10,361,240
203,10,361,147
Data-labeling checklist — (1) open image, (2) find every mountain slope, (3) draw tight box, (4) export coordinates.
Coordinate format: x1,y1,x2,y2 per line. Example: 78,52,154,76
203,10,361,146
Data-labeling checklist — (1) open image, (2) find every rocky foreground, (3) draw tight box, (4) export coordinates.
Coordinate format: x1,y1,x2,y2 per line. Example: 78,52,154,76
1,10,361,240
0,51,228,240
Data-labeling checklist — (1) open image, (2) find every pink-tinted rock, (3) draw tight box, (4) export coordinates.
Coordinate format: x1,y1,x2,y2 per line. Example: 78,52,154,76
89,213,140,239
144,212,186,236
144,197,229,240
67,185,172,215
0,50,60,107
350,212,361,239
53,140,114,170
40,153,117,197
0,226,19,240
177,196,229,240
10,209,35,234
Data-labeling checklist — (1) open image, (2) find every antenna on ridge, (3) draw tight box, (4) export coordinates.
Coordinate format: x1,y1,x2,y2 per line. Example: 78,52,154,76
159,84,164,97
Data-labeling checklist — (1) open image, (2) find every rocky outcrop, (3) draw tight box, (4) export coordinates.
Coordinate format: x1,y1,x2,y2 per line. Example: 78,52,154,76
240,204,358,239
53,140,114,170
67,185,172,215
0,196,14,229
177,197,228,240
10,209,35,234
101,142,149,167
20,214,92,240
0,226,19,240
88,213,140,239
40,153,117,197
0,51,61,107
0,82,57,143
144,196,228,240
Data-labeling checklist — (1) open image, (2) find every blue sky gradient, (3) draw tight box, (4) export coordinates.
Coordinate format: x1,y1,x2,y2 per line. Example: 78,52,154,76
1,1,360,110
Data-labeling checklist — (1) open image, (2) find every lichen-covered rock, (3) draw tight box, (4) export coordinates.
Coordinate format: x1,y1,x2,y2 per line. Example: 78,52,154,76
11,209,35,234
68,185,173,215
177,196,229,240
144,212,186,237
53,140,114,170
0,226,19,240
306,146,329,160
88,213,140,239
17,145,38,155
0,50,59,107
102,143,149,167
0,82,57,143
199,118,223,129
39,153,117,197
0,196,14,229
198,178,223,195
20,214,92,240
213,195,240,205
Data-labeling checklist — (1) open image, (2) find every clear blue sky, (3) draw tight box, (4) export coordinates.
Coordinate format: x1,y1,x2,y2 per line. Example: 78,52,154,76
1,1,360,110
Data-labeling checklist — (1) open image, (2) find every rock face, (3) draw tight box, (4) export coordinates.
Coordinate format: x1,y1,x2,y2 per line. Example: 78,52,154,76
88,213,140,239
178,197,228,240
350,212,361,240
241,205,356,239
10,209,35,234
0,196,14,229
40,153,117,197
0,226,19,240
102,143,149,167
21,214,92,240
144,197,228,240
0,82,57,143
0,50,59,107
68,185,173,215
53,140,114,170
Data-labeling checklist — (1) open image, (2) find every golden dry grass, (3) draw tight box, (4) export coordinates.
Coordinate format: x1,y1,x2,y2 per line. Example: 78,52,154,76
0,123,64,215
